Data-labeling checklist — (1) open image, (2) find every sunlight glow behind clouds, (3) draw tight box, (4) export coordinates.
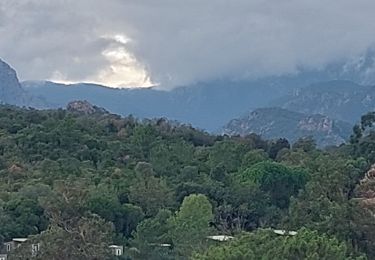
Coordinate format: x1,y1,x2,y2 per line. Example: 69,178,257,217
2,0,375,89
49,34,154,88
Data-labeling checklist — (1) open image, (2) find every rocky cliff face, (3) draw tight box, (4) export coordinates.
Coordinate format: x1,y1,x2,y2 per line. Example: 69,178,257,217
223,107,352,147
0,58,27,105
272,80,375,124
298,115,335,133
67,100,108,115
355,165,375,210
0,59,47,108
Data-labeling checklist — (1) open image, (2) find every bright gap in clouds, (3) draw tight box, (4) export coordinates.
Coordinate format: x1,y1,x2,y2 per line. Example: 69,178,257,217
4,1,375,90
49,34,154,88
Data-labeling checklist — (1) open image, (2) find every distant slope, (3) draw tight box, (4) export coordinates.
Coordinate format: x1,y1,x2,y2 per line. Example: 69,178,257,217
15,50,375,131
273,80,375,124
223,107,352,147
0,58,29,106
22,77,316,131
0,59,47,108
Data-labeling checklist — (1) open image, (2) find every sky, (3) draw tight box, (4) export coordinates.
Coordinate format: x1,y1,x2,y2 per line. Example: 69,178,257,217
1,0,375,89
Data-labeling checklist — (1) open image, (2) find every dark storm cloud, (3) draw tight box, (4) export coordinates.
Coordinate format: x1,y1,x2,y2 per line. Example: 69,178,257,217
1,0,375,88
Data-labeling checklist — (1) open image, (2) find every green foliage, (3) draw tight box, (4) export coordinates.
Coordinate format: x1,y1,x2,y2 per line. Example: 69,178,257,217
238,161,308,208
0,106,374,259
128,162,173,217
241,149,269,169
87,185,122,222
287,156,366,242
268,138,290,159
350,111,375,163
209,140,249,173
131,209,173,260
10,215,113,260
293,136,317,152
168,194,214,258
193,229,365,260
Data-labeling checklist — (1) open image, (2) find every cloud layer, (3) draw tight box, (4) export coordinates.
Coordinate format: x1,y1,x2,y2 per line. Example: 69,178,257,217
1,0,375,88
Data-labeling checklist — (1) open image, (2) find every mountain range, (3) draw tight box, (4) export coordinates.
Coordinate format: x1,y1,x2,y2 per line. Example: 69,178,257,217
223,107,352,147
1,57,375,146
21,76,315,132
272,80,375,124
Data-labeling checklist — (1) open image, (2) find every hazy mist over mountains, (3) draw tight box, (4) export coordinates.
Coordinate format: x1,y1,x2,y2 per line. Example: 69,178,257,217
2,1,375,88
19,54,375,131
2,54,375,147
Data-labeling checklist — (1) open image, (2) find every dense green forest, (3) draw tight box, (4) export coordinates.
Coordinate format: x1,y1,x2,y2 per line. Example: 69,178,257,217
1,104,375,259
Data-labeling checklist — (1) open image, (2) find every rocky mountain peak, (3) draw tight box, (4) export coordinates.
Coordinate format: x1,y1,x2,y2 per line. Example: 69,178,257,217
0,58,17,79
0,58,26,105
67,100,107,115
298,116,334,133
223,107,352,147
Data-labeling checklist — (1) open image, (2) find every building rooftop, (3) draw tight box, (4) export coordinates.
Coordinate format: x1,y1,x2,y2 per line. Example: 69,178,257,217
12,238,28,243
109,245,123,248
207,235,234,241
148,243,172,247
273,230,297,236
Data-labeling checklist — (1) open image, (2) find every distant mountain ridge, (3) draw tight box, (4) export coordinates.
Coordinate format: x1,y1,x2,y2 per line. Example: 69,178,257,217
223,107,352,147
22,78,312,131
19,73,375,133
0,55,375,144
272,80,375,124
19,47,375,131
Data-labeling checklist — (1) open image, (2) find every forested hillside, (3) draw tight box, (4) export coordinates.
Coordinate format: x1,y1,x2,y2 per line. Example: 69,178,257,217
1,103,375,259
